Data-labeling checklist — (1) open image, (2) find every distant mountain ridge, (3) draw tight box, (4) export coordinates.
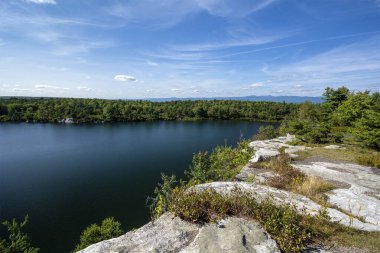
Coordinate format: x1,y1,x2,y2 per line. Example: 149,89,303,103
145,95,323,103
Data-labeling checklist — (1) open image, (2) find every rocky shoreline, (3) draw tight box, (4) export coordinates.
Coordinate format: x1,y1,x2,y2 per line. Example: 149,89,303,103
78,135,380,253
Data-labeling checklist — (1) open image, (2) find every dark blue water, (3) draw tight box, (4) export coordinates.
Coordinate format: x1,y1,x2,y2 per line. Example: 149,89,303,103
0,121,274,253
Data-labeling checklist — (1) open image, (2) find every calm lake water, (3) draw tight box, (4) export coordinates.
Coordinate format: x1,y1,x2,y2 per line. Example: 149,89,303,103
0,121,275,253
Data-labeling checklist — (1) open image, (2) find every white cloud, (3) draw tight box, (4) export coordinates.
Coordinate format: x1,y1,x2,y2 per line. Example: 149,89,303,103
12,88,33,92
170,88,181,92
294,84,303,88
146,60,158,66
35,84,70,90
250,82,265,87
25,0,56,5
77,86,93,91
114,74,139,82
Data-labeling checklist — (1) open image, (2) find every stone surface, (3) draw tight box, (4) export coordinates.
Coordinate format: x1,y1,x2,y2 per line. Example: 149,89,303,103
78,213,281,253
249,134,310,162
77,213,199,253
323,145,346,150
235,165,274,183
194,182,380,231
293,161,380,228
181,217,280,253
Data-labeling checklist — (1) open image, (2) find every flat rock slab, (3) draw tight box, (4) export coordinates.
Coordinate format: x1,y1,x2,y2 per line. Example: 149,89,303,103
78,213,280,253
323,145,346,150
181,217,280,253
249,134,310,162
194,182,380,231
293,161,380,228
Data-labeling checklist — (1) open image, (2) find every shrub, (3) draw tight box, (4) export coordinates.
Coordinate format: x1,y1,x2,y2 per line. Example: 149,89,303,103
356,153,380,168
266,154,306,190
73,217,124,252
0,216,39,253
185,140,254,184
147,173,178,219
252,125,279,140
169,188,311,253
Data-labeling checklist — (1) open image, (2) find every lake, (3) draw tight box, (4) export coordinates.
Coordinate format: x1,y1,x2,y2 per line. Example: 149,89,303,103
0,121,275,253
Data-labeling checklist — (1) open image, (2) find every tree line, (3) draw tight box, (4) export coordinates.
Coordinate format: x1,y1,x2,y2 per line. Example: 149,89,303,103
0,98,299,123
280,87,380,150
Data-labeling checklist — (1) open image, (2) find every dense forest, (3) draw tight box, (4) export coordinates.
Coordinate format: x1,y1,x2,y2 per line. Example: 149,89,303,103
0,98,299,123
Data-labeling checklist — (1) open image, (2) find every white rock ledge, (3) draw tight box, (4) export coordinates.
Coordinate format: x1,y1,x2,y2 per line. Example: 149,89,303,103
194,182,380,232
78,213,280,253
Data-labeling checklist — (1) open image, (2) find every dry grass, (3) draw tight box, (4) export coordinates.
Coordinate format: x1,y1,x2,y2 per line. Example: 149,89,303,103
265,154,335,204
356,153,380,168
294,176,335,198
266,154,306,190
293,146,375,163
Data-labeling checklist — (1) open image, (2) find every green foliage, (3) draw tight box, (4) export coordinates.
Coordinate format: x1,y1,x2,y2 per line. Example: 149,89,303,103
266,154,306,190
356,153,380,169
302,124,343,144
185,140,254,184
185,152,211,184
0,98,298,123
352,110,380,150
147,174,178,220
252,125,279,140
322,86,350,113
74,217,124,252
280,87,379,149
331,91,372,126
169,188,311,253
0,216,39,253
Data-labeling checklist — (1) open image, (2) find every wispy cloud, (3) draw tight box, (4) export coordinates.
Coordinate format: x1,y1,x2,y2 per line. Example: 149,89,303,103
146,60,158,66
114,74,139,82
108,0,277,28
172,34,289,52
25,0,56,5
76,86,93,91
216,31,380,59
35,84,70,90
264,36,380,93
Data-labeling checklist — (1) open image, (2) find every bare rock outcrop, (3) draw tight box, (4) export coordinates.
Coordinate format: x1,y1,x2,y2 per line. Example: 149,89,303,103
249,134,310,162
78,213,280,253
293,161,380,228
194,182,380,231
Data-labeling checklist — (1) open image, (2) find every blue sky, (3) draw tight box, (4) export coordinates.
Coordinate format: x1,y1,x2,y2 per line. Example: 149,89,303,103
0,0,380,99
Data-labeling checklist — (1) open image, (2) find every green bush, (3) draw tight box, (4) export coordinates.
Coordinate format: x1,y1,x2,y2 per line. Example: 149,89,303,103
0,216,39,253
73,217,124,252
185,140,254,184
302,124,343,144
252,125,279,140
169,188,311,253
352,110,380,150
147,173,178,220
